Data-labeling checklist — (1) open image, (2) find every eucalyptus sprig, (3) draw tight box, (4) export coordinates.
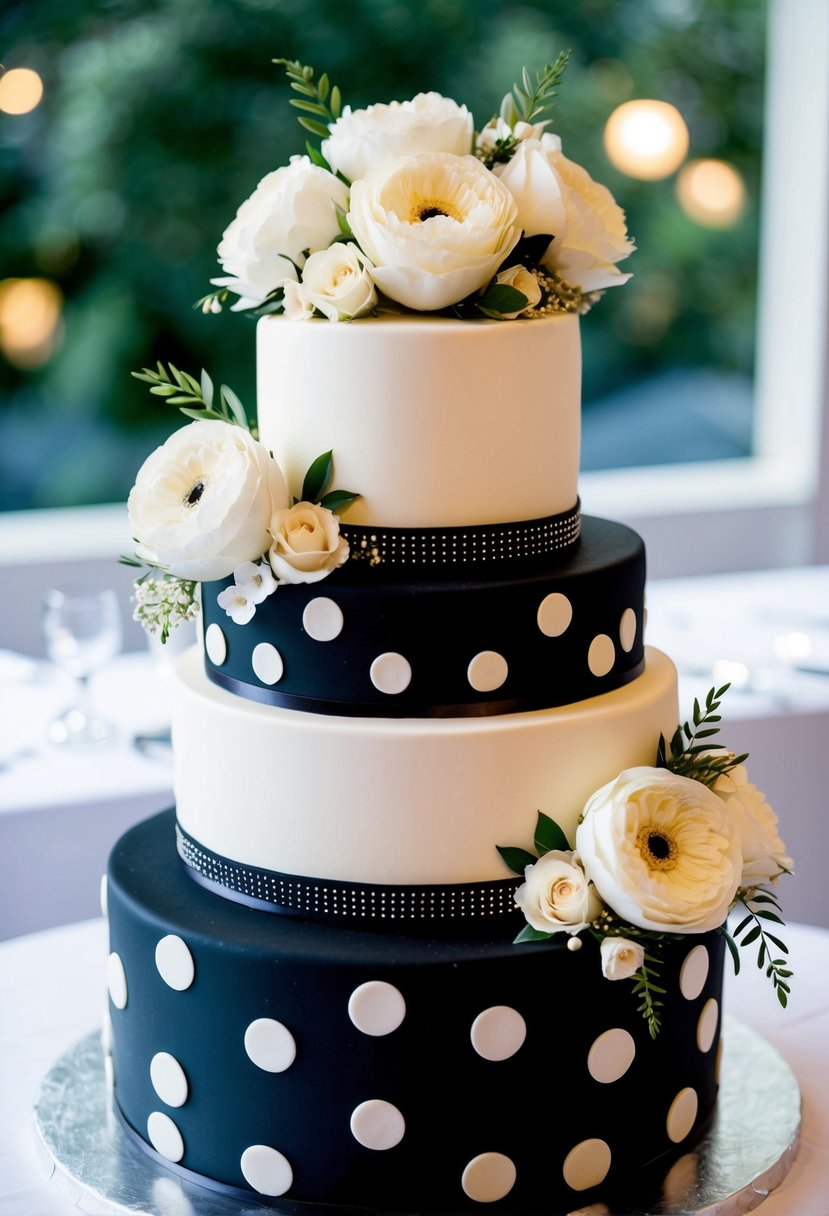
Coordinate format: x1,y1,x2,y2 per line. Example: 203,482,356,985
721,887,792,1007
657,683,748,787
132,363,253,434
274,58,344,141
503,53,571,128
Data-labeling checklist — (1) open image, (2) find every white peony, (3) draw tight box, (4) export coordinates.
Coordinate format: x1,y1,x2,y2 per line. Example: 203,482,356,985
128,420,289,582
268,501,349,585
575,767,743,933
600,937,645,981
493,264,542,318
348,152,520,311
322,91,473,182
212,157,349,310
713,764,793,885
514,850,602,935
286,242,377,322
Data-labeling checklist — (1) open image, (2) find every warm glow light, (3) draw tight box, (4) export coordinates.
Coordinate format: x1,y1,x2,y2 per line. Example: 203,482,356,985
0,67,44,115
0,278,63,368
676,159,746,228
603,99,689,180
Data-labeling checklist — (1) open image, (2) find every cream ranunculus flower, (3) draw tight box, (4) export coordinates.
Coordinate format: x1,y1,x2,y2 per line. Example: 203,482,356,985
347,152,521,311
212,157,349,310
514,850,602,935
575,767,743,933
128,421,289,582
600,937,645,981
268,501,349,584
713,764,793,885
288,242,377,322
493,264,542,318
322,92,473,182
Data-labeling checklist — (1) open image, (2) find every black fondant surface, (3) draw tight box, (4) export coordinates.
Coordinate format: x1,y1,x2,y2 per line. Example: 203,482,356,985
108,812,724,1213
201,515,646,717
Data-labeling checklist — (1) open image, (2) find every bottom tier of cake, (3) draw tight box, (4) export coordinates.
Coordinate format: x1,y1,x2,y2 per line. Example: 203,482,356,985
106,811,725,1214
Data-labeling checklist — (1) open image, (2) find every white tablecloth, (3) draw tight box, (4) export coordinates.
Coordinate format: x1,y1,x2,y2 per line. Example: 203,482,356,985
0,918,827,1215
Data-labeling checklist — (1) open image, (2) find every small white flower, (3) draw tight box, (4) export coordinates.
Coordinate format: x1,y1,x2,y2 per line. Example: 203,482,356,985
476,113,549,156
290,243,377,322
514,850,602,935
268,501,350,585
493,264,542,317
600,937,645,981
282,278,316,321
233,560,277,604
217,584,256,625
713,764,793,885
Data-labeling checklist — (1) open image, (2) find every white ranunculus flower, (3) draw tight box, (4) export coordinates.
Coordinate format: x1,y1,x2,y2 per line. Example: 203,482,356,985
322,92,473,182
514,850,602,935
268,501,349,585
216,584,257,626
290,242,377,322
575,767,743,933
493,264,542,318
233,559,277,604
713,765,793,885
348,152,520,311
128,420,289,582
212,157,349,310
600,937,645,981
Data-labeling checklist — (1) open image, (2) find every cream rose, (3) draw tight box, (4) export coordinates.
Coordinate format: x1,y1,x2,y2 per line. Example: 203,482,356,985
514,850,602,935
347,152,520,311
322,92,473,182
600,937,645,981
268,501,349,584
212,157,349,309
493,264,542,318
128,420,289,582
713,765,793,885
575,767,743,933
286,242,377,322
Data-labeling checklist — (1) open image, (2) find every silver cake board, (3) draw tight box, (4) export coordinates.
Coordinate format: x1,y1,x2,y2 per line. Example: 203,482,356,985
33,1018,800,1216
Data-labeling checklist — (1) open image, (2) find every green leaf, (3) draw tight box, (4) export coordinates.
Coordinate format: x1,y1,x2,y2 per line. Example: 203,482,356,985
496,845,537,876
220,384,248,429
741,925,761,947
319,489,360,513
306,141,331,170
290,98,331,117
302,450,334,502
178,407,213,422
298,116,332,139
513,925,553,944
478,283,528,314
335,203,353,239
330,84,342,119
200,368,214,409
533,811,570,855
720,928,741,975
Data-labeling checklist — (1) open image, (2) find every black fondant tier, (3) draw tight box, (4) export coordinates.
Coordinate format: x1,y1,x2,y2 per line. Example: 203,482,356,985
200,515,645,718
107,812,724,1214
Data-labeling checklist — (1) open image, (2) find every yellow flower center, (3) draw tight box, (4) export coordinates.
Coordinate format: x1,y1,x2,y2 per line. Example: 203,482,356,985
409,196,464,224
637,826,678,871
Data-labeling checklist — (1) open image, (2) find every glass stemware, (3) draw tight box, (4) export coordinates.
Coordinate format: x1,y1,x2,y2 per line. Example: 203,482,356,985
41,588,123,744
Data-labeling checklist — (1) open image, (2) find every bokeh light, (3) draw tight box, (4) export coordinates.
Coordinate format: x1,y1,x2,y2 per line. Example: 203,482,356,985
676,158,746,228
0,278,63,367
0,67,44,115
603,99,689,180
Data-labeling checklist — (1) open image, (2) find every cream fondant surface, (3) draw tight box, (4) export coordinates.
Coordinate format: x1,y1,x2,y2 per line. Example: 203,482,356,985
256,313,581,528
173,647,678,886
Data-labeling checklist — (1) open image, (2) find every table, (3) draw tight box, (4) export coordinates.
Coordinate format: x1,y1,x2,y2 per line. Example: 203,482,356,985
0,918,827,1215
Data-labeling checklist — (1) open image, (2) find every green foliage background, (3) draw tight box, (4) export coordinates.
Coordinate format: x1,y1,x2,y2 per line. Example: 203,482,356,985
0,0,765,509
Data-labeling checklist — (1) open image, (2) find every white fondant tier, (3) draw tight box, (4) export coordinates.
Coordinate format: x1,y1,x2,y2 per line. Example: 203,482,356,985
172,647,678,886
256,313,581,528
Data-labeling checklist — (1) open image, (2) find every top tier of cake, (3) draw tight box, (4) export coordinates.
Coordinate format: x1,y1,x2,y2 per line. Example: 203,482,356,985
257,311,580,529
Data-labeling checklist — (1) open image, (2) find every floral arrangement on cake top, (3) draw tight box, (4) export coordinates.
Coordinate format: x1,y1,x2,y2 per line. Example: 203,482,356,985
499,685,793,1036
197,55,634,323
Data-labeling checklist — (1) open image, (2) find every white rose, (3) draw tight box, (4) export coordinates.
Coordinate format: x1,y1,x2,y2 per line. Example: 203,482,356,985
600,937,645,981
493,264,542,318
289,243,377,322
713,765,793,885
212,157,349,309
514,850,602,935
575,767,743,933
322,92,473,182
128,420,289,582
348,152,520,312
268,501,349,585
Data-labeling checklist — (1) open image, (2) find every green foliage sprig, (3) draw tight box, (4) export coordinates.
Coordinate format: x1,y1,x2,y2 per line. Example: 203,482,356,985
132,363,253,434
720,887,792,1007
274,58,344,141
504,53,571,127
657,683,748,787
298,449,359,514
631,953,666,1039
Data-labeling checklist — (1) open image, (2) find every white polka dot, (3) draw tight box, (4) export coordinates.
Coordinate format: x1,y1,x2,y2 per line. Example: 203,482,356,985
244,1018,296,1073
240,1145,293,1196
303,597,344,642
619,607,637,652
99,874,108,917
348,981,406,1036
470,1006,526,1061
587,634,615,677
697,998,719,1053
107,952,127,1010
147,1111,184,1162
155,935,195,991
666,1087,699,1143
587,1028,636,1084
251,642,284,686
467,651,508,693
150,1052,189,1107
679,944,709,1001
562,1138,612,1191
205,623,227,666
461,1152,516,1203
350,1099,406,1150
537,592,573,637
370,652,411,695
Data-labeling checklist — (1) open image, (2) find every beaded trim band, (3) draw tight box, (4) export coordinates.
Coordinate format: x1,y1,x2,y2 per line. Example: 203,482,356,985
177,825,521,927
342,501,580,568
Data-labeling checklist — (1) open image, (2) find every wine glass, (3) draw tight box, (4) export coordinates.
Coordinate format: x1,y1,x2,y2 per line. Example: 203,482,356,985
41,588,123,744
